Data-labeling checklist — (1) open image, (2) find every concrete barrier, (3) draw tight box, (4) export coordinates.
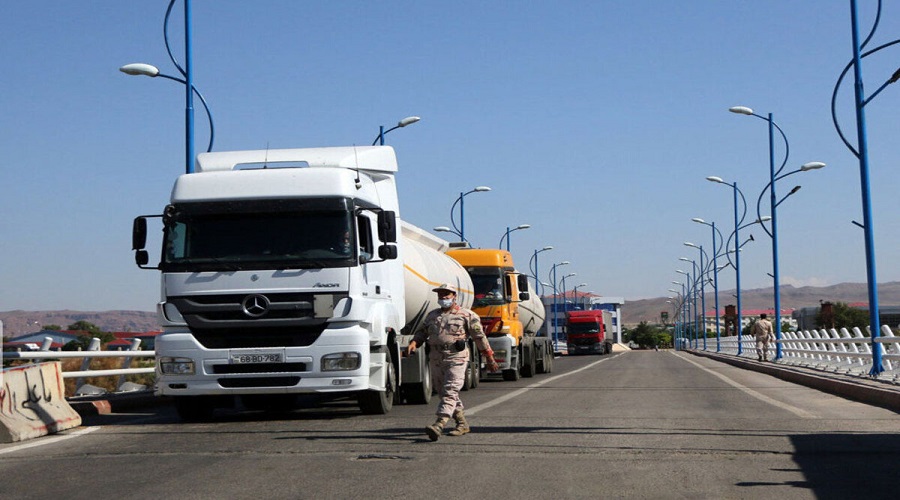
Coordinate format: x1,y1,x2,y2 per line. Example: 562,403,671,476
1,362,82,443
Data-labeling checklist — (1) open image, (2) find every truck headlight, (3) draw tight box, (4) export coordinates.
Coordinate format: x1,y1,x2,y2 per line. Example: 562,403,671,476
321,352,361,371
159,357,195,375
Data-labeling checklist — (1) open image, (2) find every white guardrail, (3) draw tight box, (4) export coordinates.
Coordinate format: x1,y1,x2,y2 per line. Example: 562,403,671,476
708,324,900,381
2,336,155,394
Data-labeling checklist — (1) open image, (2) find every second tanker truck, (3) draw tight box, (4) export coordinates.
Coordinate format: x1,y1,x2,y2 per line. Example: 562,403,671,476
445,248,551,381
131,146,480,420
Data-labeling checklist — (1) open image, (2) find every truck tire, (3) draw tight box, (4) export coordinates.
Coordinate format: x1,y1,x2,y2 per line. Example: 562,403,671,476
543,346,553,373
521,345,536,378
358,347,396,414
174,396,215,422
402,354,432,405
502,347,521,381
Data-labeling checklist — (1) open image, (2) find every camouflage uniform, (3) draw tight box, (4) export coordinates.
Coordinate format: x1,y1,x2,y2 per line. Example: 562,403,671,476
753,317,774,361
412,304,491,418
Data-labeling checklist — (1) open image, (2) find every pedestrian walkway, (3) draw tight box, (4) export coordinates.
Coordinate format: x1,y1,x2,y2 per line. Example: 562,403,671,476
688,349,900,413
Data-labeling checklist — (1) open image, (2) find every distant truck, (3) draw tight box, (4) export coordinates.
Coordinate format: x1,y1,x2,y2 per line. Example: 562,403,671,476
445,248,552,380
565,310,611,355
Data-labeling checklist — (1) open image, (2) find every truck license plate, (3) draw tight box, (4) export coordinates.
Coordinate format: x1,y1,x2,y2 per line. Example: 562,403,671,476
230,352,283,364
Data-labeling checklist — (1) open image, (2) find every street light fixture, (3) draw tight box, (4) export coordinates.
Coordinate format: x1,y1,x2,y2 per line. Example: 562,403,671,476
572,282,588,309
119,0,203,174
707,175,747,355
499,224,531,251
119,63,216,164
693,217,725,352
529,246,553,296
372,116,421,145
684,242,708,350
678,258,699,349
828,1,898,374
549,261,570,352
731,105,827,360
449,186,491,243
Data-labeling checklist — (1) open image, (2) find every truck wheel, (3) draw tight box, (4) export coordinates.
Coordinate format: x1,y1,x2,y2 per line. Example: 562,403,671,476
544,346,553,373
502,349,521,381
174,396,215,422
522,345,536,378
462,358,473,391
358,347,396,415
402,354,432,405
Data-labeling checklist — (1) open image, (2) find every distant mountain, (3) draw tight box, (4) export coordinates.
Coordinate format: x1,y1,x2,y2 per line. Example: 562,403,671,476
622,281,900,326
1,310,158,338
3,281,900,337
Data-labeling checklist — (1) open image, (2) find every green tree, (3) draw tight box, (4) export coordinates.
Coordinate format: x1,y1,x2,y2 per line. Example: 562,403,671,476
67,320,102,334
43,324,62,331
815,302,870,331
629,321,671,349
62,321,115,350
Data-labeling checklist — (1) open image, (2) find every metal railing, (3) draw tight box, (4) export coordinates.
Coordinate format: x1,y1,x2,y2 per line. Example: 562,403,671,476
704,325,900,381
3,336,156,395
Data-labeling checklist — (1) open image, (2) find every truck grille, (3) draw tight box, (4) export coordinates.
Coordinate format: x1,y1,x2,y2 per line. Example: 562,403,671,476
169,293,346,349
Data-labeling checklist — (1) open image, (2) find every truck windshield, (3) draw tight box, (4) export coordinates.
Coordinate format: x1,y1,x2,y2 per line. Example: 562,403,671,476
469,267,505,307
567,322,600,334
161,204,356,272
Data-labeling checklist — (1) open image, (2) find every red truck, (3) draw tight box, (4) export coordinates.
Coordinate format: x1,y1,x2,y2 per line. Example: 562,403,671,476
565,310,610,355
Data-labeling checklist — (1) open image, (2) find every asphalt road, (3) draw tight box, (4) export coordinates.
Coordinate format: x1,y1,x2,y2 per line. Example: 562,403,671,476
3,350,900,499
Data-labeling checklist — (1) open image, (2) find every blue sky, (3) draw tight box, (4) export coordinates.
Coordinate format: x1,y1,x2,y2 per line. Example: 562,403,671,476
2,1,899,312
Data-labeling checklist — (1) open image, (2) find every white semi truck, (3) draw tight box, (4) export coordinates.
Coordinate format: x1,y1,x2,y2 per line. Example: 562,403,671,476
131,146,475,420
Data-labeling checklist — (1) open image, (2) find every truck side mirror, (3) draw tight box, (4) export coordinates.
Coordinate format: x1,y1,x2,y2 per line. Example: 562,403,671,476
135,250,150,267
132,217,147,250
378,211,397,243
378,244,398,260
516,274,530,301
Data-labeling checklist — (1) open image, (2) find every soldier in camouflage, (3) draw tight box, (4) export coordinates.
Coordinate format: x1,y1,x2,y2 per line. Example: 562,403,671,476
407,283,499,441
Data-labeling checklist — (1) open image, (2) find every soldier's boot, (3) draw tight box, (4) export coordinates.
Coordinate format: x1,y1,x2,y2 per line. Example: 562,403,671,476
426,415,450,442
448,409,470,437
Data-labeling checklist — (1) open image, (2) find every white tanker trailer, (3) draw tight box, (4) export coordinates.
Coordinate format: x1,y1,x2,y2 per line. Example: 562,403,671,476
131,146,473,420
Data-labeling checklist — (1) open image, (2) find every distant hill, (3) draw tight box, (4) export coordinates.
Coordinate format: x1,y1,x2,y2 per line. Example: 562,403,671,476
3,281,900,337
622,281,900,326
1,310,158,338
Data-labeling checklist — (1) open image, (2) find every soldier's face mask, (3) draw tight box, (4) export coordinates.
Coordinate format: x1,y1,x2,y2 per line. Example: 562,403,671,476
438,298,454,309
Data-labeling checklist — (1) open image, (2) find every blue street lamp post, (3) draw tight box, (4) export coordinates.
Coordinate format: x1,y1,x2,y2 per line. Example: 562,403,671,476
730,106,826,360
560,273,576,317
549,261,570,352
572,283,588,309
449,186,491,242
685,243,708,351
829,0,899,375
529,246,553,296
499,224,531,251
707,176,747,355
676,269,692,348
119,63,215,164
119,0,207,174
373,116,421,145
670,283,684,350
681,258,700,349
693,218,723,352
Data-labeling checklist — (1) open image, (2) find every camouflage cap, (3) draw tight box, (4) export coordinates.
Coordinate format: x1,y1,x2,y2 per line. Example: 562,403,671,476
432,283,456,293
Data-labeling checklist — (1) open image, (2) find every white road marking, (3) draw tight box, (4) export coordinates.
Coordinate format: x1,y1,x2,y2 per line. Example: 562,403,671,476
0,426,99,456
467,354,618,416
674,352,818,419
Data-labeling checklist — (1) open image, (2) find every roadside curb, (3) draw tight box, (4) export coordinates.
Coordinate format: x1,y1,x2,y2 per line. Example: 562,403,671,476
688,349,900,414
67,390,171,417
